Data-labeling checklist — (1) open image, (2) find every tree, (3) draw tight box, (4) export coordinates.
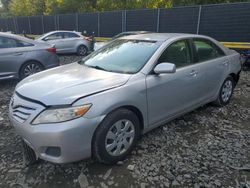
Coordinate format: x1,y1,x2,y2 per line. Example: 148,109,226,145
1,0,11,10
9,0,45,16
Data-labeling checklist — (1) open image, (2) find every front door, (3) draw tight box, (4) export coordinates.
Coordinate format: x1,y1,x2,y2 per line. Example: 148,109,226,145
146,39,203,126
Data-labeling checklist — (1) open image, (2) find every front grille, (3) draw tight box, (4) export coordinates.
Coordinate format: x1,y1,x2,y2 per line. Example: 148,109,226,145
12,105,36,123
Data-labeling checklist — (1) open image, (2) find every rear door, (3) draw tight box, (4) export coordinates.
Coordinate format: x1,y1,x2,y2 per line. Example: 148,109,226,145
61,32,81,52
192,38,228,100
43,32,65,52
146,39,204,126
0,36,31,78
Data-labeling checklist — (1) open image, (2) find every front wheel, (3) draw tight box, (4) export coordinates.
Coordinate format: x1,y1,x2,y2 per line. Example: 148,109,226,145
213,76,235,107
92,109,140,164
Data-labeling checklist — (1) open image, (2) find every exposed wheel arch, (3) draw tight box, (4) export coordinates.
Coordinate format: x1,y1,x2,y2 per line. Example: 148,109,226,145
229,71,241,84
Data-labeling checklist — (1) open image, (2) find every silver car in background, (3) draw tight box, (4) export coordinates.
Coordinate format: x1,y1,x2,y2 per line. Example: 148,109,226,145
36,31,91,56
9,33,241,165
0,32,59,80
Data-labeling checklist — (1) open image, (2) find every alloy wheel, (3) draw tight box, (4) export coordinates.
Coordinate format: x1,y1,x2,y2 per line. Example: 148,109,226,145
221,80,233,102
24,63,42,77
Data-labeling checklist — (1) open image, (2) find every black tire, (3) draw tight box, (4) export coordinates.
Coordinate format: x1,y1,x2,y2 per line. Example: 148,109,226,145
19,61,44,79
92,109,140,164
213,76,235,107
77,45,88,56
22,140,39,166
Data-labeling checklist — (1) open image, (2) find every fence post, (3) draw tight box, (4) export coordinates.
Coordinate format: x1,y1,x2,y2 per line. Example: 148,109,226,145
14,17,18,34
97,12,100,37
57,15,60,30
28,16,31,34
124,10,127,32
121,11,124,32
196,5,202,34
156,9,160,33
76,13,79,31
41,15,44,34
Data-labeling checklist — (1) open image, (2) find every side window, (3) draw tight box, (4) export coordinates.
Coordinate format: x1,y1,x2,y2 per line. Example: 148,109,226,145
0,36,18,48
63,32,80,38
158,40,191,68
44,33,63,41
194,39,225,62
17,40,34,47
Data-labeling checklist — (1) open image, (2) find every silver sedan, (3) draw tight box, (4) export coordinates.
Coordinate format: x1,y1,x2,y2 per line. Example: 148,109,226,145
36,31,91,56
9,33,241,164
0,32,59,80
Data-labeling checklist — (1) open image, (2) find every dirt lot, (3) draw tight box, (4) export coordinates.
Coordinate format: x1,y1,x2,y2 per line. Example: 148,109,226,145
0,56,249,188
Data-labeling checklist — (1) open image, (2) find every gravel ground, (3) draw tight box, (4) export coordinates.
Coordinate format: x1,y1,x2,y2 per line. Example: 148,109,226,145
0,55,249,188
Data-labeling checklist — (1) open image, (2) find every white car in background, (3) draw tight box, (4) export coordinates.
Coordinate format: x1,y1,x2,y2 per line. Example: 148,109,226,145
36,30,91,56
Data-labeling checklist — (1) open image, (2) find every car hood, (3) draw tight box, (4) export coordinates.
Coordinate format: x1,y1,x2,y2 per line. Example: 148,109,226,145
16,63,131,105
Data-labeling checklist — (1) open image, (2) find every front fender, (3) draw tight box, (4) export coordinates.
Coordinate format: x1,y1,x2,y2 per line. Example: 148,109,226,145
73,73,148,129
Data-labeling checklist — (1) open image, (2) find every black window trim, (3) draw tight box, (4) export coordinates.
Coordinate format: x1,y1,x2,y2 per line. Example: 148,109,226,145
191,37,226,63
150,38,195,74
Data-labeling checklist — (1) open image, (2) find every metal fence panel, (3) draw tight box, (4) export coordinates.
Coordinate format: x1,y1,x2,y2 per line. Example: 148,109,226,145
78,13,98,36
0,2,250,41
16,16,29,34
199,3,250,42
100,11,123,37
126,9,158,32
43,15,56,33
30,16,43,35
0,18,7,31
159,6,200,34
6,18,15,32
58,13,76,31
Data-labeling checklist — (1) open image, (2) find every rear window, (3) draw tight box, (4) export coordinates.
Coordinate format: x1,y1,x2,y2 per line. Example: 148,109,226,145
64,32,80,38
194,39,225,62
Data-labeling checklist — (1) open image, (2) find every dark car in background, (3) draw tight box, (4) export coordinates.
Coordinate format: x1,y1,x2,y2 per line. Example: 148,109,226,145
0,32,60,80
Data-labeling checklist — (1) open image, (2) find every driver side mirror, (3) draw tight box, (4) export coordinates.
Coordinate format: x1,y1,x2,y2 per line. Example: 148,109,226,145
154,63,176,74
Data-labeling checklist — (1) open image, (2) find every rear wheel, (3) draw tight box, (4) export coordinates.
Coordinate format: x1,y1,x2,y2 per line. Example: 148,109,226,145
213,76,235,107
77,45,88,56
20,61,44,79
93,109,140,164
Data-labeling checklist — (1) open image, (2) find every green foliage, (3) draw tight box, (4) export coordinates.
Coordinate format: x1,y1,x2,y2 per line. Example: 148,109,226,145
2,0,250,17
9,0,45,16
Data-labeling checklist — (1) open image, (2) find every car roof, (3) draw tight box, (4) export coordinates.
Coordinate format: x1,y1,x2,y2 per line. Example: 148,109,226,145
45,30,80,35
0,32,36,43
121,33,209,42
121,31,150,34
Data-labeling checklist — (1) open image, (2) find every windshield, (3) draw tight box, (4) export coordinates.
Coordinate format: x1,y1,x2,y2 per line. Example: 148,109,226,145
79,39,161,74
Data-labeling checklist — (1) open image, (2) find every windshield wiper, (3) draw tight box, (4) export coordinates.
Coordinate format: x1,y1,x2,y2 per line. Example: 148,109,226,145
88,65,109,72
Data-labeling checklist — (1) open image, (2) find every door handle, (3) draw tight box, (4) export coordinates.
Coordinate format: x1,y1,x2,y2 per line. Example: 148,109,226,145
190,70,198,77
13,52,23,56
222,61,229,66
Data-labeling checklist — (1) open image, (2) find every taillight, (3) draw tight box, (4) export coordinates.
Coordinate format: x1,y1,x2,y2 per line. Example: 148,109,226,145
47,47,56,53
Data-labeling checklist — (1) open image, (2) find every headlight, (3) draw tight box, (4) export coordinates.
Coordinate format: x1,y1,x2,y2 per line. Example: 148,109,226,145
32,104,91,125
